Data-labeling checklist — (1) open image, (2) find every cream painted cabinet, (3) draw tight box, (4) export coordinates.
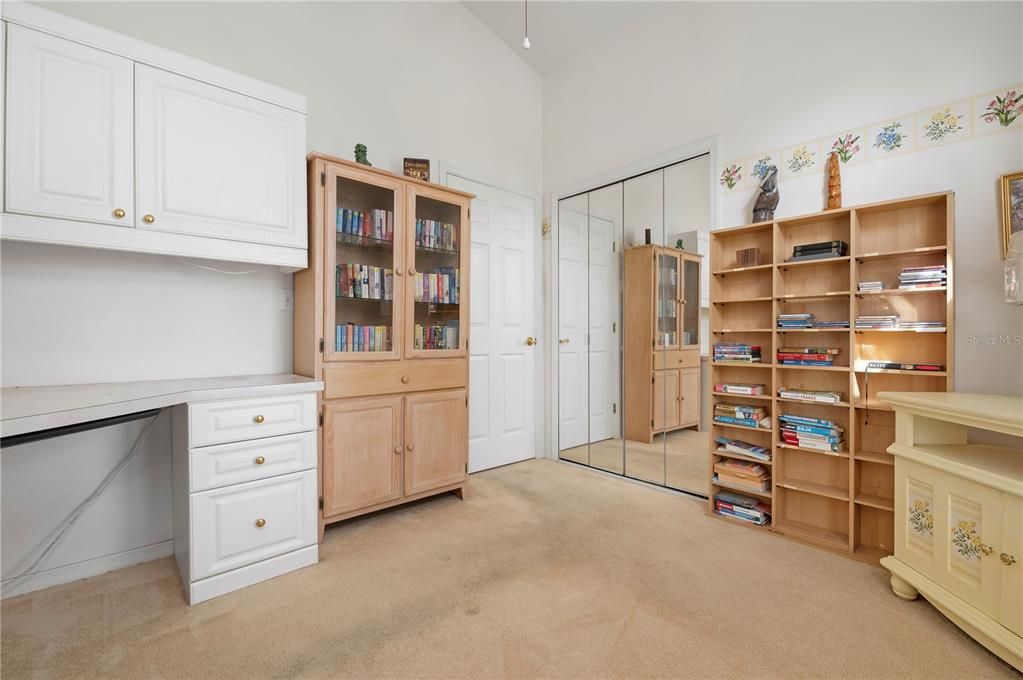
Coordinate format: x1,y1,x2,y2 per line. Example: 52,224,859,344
322,396,403,517
880,391,1023,672
134,65,306,248
5,25,134,226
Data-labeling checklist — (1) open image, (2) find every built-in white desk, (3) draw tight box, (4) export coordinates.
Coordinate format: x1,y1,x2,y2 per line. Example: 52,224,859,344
1,374,324,604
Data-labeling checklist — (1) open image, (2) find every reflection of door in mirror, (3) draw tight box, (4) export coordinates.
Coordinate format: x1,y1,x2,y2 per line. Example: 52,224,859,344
558,195,589,464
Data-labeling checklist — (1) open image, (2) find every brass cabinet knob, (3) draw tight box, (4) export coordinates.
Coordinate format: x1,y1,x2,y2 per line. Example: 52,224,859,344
112,208,126,218
401,375,410,384
253,414,265,424
1001,553,1017,566
406,443,414,452
143,214,155,224
979,543,994,556
255,518,266,528
394,445,402,455
254,456,265,465
525,337,537,346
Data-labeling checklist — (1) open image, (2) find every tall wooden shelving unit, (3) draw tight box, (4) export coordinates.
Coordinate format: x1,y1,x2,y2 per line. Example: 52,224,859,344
707,192,954,564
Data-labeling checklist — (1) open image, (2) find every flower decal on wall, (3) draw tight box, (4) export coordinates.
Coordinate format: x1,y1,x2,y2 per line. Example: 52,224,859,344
980,89,1022,128
872,122,906,153
951,519,984,561
923,107,964,141
752,156,774,180
786,146,814,174
720,164,742,189
830,134,861,163
909,499,933,537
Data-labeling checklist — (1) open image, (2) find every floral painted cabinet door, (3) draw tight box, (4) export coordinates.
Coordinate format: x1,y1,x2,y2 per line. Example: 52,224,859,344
899,459,1004,619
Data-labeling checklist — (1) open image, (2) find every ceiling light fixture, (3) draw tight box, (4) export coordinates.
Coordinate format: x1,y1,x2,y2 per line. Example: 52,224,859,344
522,0,531,49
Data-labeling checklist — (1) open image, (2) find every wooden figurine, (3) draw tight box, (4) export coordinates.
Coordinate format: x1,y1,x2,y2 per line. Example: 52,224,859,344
751,165,779,223
826,151,842,209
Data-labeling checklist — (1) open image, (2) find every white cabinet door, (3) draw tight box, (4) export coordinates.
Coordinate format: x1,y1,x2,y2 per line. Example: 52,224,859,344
135,64,306,248
5,26,134,225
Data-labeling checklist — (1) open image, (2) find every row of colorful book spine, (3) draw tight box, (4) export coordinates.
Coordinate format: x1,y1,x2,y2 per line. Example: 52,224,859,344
336,324,391,352
414,268,460,304
337,264,393,300
415,218,458,251
414,322,459,350
337,208,394,242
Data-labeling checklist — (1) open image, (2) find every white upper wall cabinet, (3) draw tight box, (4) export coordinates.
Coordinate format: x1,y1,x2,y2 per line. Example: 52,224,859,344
5,25,134,227
0,4,309,270
135,65,306,249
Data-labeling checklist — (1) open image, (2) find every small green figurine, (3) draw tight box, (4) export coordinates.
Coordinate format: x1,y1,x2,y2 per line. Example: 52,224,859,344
676,238,685,250
354,143,371,166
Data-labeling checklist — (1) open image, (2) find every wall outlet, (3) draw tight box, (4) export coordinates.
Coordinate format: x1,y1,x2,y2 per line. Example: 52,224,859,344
280,288,294,311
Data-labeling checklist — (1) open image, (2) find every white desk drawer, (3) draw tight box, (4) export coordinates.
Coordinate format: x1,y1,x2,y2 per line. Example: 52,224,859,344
190,469,316,580
190,431,316,492
189,393,316,447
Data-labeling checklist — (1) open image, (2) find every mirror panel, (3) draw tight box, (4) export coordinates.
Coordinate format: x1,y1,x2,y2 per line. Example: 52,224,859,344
558,193,589,465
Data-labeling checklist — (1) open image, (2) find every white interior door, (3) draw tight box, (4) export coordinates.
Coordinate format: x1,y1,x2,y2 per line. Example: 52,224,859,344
447,175,537,473
5,25,134,226
587,215,619,443
557,206,588,451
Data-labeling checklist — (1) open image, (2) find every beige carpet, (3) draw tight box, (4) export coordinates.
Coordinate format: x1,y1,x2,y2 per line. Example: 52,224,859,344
561,429,708,493
1,460,1015,679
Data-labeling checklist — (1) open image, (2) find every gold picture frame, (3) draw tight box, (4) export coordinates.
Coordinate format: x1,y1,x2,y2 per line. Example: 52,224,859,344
1001,171,1023,258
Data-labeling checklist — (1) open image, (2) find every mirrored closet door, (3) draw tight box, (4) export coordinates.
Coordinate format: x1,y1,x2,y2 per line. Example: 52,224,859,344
556,154,710,496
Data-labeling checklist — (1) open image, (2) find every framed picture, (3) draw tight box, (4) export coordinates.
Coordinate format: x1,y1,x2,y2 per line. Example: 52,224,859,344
1001,171,1023,257
403,157,430,182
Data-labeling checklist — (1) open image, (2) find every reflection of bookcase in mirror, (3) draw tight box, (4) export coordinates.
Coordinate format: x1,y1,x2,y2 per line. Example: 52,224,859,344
296,154,472,537
707,191,954,565
623,245,702,444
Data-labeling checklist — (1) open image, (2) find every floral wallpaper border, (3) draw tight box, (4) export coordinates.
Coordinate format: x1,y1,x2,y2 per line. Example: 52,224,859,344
721,83,1023,192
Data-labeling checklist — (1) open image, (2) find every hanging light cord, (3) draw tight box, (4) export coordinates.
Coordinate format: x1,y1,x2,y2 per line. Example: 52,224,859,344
523,0,531,49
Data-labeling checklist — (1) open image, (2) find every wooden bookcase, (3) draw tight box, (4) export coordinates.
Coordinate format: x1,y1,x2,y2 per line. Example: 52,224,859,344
296,154,473,538
707,192,954,564
623,245,702,443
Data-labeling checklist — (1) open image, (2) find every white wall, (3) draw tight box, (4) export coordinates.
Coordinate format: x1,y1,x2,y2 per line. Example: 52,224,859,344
543,1,1023,397
2,1,542,594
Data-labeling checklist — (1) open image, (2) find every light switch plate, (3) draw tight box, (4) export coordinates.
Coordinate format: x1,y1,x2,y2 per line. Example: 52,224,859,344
280,288,294,311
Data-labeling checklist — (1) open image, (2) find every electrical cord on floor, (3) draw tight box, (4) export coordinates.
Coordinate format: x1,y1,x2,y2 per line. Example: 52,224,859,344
0,411,162,596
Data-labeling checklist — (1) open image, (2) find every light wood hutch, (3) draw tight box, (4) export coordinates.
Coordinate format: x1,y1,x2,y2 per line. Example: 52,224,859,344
707,192,954,564
879,391,1022,672
295,154,472,537
623,245,702,443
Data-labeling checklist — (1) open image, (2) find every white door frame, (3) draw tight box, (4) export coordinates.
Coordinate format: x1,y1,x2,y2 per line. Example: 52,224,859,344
437,162,545,463
546,136,720,461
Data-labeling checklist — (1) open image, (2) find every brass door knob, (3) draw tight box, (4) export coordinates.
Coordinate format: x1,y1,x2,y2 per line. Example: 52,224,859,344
112,208,126,218
394,445,402,455
255,518,266,528
559,338,570,344
143,214,155,224
253,415,265,424
1001,553,1017,566
406,443,414,452
254,456,265,465
401,375,410,384
525,337,537,346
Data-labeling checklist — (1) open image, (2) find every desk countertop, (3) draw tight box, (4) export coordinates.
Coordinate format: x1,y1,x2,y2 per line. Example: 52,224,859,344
1,374,324,439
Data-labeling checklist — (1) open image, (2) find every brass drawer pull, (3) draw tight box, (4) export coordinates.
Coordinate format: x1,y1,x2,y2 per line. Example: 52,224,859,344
1001,553,1016,566
254,456,265,465
255,518,266,528
113,208,126,218
253,415,265,424
143,214,155,224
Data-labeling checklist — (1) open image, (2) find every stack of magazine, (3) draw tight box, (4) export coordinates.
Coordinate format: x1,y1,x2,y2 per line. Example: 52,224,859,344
713,491,771,525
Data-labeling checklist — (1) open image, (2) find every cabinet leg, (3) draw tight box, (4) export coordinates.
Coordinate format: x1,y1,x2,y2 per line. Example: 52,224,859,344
452,486,464,500
318,517,325,544
889,573,919,600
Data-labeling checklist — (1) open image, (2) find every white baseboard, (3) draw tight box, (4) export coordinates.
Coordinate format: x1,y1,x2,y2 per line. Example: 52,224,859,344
1,540,174,598
188,544,318,604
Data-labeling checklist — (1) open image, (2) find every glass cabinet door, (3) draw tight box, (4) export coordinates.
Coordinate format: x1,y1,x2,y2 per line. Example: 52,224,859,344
405,185,469,357
655,251,680,349
682,257,700,347
324,167,404,362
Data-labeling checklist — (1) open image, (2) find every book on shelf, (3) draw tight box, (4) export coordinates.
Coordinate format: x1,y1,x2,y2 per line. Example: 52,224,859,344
336,264,394,301
336,323,392,352
777,388,843,404
779,413,844,452
776,350,838,366
855,315,899,329
814,320,850,329
897,264,946,290
415,218,459,251
714,436,771,461
414,321,460,350
736,247,761,268
713,458,770,492
414,268,460,304
777,313,814,329
860,361,945,372
713,343,762,363
336,207,394,242
714,382,765,395
713,490,771,525
714,403,767,428
793,240,848,255
857,281,885,292
778,347,840,355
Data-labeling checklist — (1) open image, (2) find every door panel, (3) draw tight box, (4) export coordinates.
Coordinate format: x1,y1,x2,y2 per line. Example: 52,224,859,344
6,26,133,225
680,367,699,425
652,370,681,431
135,64,305,247
404,389,467,495
322,396,402,516
557,206,588,451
